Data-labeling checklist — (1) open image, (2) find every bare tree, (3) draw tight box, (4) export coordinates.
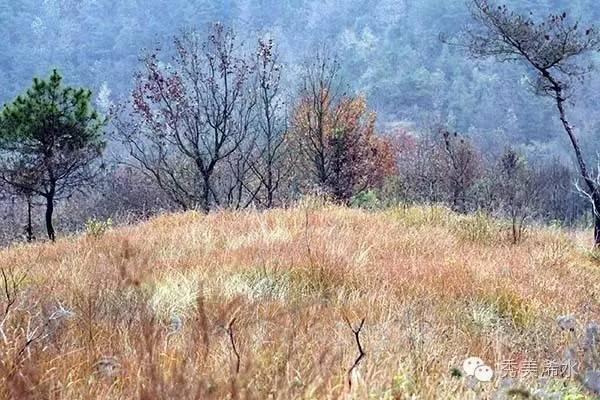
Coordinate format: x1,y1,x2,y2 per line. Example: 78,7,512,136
249,38,289,208
114,24,256,212
0,177,38,242
493,148,542,244
440,129,481,213
459,0,600,245
395,131,445,204
292,52,343,191
537,158,588,225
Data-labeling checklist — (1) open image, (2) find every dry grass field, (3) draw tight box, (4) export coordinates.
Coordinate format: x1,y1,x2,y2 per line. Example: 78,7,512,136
1,201,599,399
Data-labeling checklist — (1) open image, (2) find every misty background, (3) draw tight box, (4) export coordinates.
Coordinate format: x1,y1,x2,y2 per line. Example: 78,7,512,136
2,0,599,160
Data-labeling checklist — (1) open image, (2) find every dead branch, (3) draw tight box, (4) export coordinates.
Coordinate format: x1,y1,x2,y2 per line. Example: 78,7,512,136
1,268,16,318
226,317,241,374
344,316,366,389
2,267,25,318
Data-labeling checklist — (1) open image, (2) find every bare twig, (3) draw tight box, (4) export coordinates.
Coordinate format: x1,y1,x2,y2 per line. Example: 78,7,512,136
1,267,25,345
1,268,15,317
1,267,26,318
226,317,241,374
344,316,366,389
16,319,49,360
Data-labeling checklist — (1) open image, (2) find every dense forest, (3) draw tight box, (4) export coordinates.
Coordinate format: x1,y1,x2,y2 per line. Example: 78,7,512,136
2,0,600,155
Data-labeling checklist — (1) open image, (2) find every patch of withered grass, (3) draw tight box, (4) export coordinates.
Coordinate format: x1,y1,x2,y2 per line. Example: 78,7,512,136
0,204,599,399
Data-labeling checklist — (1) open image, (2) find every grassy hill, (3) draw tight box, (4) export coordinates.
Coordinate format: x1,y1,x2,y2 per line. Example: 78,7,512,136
0,203,599,399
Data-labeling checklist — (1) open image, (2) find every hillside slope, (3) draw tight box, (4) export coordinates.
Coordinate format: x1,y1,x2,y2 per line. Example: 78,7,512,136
0,205,599,398
4,0,600,148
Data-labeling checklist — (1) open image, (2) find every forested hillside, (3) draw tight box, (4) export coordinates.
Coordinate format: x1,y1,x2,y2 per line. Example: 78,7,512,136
2,0,600,154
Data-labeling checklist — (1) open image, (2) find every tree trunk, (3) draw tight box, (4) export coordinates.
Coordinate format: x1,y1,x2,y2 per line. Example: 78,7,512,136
45,194,55,242
26,195,34,242
594,211,600,247
553,90,600,247
266,162,274,208
266,185,273,208
593,195,600,248
201,175,211,213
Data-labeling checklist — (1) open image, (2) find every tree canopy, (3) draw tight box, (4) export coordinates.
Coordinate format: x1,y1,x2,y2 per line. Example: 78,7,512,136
0,70,106,240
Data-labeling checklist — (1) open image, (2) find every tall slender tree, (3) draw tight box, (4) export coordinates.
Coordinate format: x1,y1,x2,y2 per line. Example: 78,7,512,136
0,70,106,241
459,0,600,245
251,37,288,208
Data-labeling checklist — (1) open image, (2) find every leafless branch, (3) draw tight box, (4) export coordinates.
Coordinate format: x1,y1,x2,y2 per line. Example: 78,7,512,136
226,317,241,374
344,316,366,389
1,267,25,318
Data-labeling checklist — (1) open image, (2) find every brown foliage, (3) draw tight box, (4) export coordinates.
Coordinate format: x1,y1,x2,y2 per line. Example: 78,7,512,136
290,92,396,202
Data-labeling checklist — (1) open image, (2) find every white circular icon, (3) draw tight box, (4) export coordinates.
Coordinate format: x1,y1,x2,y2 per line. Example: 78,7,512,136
462,356,494,383
462,356,484,376
474,364,494,382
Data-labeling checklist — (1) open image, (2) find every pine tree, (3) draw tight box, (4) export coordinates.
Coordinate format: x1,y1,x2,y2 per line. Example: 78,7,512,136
0,70,106,241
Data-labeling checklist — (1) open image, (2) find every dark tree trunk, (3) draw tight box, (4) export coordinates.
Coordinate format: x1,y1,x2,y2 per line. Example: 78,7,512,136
553,89,600,247
266,157,274,208
594,211,600,247
593,195,600,248
201,175,211,213
45,194,55,242
26,195,34,242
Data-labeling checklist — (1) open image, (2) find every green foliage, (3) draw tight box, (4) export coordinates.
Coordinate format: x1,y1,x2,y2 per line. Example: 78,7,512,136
389,204,457,228
85,217,113,238
481,288,534,330
452,212,502,244
450,367,462,378
0,70,106,239
506,388,532,398
350,190,381,210
0,70,106,197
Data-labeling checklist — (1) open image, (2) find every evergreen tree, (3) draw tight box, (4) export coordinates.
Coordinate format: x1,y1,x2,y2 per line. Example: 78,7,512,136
0,70,106,241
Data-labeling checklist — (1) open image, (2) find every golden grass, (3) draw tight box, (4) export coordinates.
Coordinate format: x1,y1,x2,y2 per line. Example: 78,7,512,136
0,204,598,399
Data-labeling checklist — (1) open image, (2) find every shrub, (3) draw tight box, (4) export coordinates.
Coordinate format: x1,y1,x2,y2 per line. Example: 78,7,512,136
452,212,502,244
85,217,113,238
388,204,456,228
480,288,534,330
350,190,381,210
